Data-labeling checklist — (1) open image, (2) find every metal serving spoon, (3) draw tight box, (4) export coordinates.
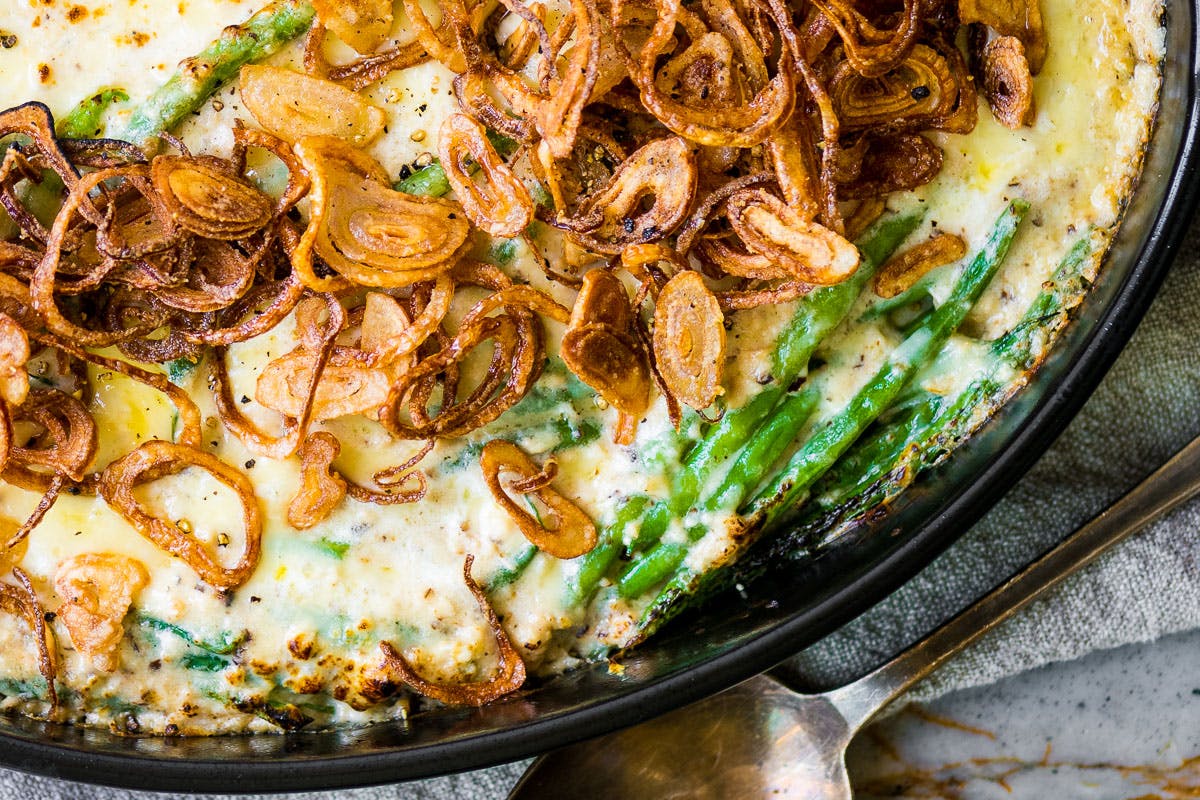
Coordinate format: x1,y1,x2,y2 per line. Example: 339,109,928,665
509,432,1200,799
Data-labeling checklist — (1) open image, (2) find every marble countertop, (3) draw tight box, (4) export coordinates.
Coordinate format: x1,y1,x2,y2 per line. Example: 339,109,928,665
849,628,1200,799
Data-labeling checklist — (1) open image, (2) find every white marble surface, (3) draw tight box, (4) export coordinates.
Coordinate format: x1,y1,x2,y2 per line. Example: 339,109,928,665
849,628,1200,799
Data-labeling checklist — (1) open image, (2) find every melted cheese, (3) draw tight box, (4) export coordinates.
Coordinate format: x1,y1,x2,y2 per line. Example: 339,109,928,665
0,0,1165,733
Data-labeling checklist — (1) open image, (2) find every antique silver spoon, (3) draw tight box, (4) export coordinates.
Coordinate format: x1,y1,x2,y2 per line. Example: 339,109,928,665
509,432,1200,799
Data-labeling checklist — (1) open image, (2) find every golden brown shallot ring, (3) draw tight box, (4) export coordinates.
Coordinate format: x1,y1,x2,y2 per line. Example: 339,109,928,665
379,555,527,706
765,111,822,221
981,36,1036,129
149,154,274,240
288,431,349,529
653,271,725,411
312,0,394,53
344,440,432,506
0,313,29,407
2,476,65,556
363,276,455,367
874,233,968,299
54,553,148,672
569,136,697,254
0,567,58,714
240,65,388,146
258,349,393,421
959,0,1046,73
294,136,469,290
613,0,794,147
560,270,650,424
829,45,959,132
843,197,886,242
808,0,922,78
481,440,597,559
99,440,262,592
535,0,601,158
726,189,859,285
437,114,534,238
6,388,96,484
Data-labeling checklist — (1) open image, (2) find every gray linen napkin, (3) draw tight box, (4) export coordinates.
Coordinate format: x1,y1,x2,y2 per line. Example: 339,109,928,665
4,212,1200,798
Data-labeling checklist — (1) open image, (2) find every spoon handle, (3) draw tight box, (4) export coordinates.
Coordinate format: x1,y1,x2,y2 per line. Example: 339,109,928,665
824,430,1200,732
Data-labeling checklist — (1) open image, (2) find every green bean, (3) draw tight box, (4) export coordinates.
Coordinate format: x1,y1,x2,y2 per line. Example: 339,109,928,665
669,387,781,515
617,541,688,599
165,356,199,385
56,88,129,139
993,236,1092,367
394,131,519,197
750,200,1029,524
567,495,652,604
316,538,350,559
703,388,820,512
120,1,316,149
770,209,926,386
485,543,539,592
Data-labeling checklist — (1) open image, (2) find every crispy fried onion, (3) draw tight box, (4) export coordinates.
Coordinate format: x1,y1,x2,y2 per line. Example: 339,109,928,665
874,233,967,298
560,136,697,255
837,134,944,200
830,44,963,132
305,22,430,91
653,271,725,411
149,154,274,240
257,296,393,422
293,136,469,290
724,188,859,284
980,36,1036,129
612,0,795,147
480,440,597,559
959,0,1046,74
381,261,545,440
560,269,650,444
438,114,534,238
216,294,342,459
0,312,29,407
377,555,526,706
344,439,432,505
312,0,394,54
534,0,601,158
808,0,922,78
98,441,262,591
288,431,348,529
0,103,79,246
239,65,388,146
0,567,58,714
54,553,148,672
5,388,96,488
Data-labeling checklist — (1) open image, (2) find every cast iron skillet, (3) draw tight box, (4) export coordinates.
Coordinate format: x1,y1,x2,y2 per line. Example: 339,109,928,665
3,3,1199,791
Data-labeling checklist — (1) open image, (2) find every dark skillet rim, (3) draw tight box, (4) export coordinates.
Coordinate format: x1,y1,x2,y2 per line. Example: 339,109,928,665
3,11,1200,795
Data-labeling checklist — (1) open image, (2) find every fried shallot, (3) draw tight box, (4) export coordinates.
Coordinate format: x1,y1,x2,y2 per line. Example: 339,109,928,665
481,440,597,559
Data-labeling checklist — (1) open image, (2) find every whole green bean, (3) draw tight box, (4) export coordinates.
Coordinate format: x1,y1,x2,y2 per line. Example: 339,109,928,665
121,1,316,149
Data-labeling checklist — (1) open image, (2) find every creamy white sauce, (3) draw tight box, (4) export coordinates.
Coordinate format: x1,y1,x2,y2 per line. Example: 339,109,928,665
0,0,1165,733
